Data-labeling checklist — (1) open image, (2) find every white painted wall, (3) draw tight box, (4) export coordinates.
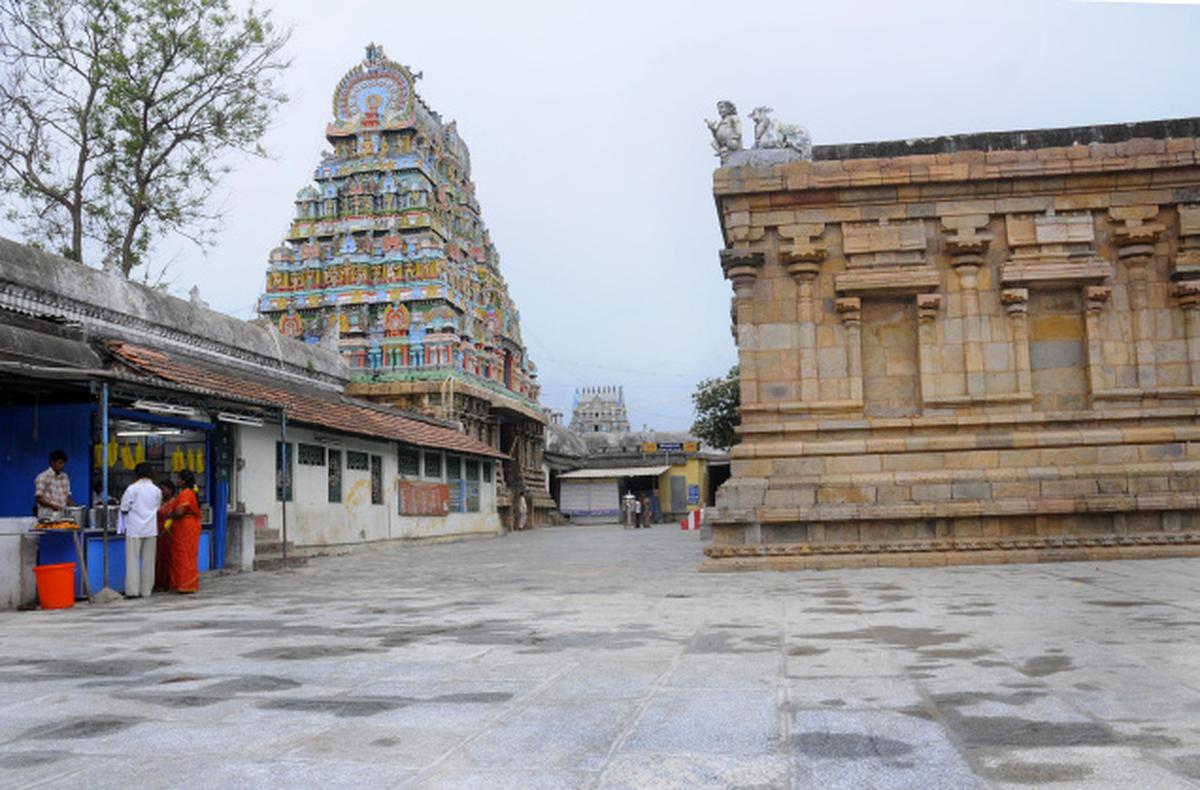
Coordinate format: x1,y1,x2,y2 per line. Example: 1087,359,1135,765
236,423,500,547
0,518,37,609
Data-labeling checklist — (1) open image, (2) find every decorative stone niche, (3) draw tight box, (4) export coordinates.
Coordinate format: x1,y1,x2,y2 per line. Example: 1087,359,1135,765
1002,211,1111,288
1174,204,1200,280
834,219,939,295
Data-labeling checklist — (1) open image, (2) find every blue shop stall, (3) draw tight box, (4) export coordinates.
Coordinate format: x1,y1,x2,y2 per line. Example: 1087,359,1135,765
1,386,239,598
36,403,228,596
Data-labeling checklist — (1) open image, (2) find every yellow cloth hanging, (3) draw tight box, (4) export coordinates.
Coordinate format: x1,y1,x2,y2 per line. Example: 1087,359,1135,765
186,448,195,472
108,438,119,467
171,447,185,472
120,443,135,470
93,443,102,468
195,448,205,474
135,443,145,464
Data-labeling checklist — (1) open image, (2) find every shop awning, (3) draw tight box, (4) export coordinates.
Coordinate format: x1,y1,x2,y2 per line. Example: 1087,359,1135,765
559,465,671,480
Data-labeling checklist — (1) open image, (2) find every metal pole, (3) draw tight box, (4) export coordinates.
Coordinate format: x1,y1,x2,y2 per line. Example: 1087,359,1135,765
280,410,288,565
101,382,110,588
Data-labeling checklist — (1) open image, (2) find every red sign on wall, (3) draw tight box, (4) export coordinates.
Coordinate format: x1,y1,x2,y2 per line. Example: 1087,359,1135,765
399,481,450,516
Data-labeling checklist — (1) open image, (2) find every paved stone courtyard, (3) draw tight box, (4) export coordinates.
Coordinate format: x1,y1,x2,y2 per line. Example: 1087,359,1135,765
2,526,1200,788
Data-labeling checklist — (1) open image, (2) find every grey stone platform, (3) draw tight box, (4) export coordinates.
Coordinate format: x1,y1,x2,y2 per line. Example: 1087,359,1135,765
1,525,1199,788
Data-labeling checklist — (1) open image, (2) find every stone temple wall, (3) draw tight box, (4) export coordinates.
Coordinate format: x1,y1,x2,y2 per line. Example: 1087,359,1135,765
706,118,1200,570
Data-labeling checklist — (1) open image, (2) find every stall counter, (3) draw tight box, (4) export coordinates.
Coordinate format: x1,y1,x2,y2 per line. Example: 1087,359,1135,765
38,529,212,597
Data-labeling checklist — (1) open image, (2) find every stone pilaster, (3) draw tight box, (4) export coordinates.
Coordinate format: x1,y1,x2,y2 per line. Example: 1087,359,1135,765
1173,281,1200,386
1085,285,1113,398
917,293,943,404
782,229,826,406
1110,206,1165,392
1002,288,1032,395
836,297,863,404
944,216,992,399
721,247,766,405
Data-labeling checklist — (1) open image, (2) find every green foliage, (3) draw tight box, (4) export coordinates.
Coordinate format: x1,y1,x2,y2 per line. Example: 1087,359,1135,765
690,365,740,450
0,0,290,275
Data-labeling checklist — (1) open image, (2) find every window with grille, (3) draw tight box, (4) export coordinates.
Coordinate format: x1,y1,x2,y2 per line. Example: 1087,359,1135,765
328,450,342,503
424,451,442,479
464,459,480,512
398,446,420,477
482,461,492,483
298,443,326,466
370,454,383,505
347,450,369,470
446,456,462,511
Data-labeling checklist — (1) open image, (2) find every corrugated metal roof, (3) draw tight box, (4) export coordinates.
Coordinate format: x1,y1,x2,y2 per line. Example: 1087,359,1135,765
559,465,671,479
107,341,508,460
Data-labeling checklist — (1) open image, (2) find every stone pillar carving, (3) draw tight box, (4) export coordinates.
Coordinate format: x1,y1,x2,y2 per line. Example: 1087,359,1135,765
1085,286,1112,397
943,215,992,399
836,297,863,404
721,247,765,298
917,293,943,403
782,225,826,405
1110,206,1165,392
721,247,766,404
1173,281,1200,386
1002,288,1032,395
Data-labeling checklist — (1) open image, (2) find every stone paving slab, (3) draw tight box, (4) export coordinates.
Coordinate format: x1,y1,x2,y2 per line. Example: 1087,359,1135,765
2,525,1200,788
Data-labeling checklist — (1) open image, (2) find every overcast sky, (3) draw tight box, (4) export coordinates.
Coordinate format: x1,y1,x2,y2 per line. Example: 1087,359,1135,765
23,0,1200,430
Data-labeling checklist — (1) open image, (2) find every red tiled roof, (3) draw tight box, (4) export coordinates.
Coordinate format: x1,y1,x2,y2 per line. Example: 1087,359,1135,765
107,342,507,460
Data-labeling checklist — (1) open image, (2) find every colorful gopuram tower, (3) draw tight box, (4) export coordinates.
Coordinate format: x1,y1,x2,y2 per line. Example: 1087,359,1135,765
259,44,554,526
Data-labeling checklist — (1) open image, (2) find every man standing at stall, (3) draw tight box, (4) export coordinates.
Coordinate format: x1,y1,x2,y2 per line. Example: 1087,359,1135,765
118,463,161,598
34,449,74,518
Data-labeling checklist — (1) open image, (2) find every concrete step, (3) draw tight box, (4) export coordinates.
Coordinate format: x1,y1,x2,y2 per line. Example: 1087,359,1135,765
254,540,294,555
254,527,281,543
253,554,308,571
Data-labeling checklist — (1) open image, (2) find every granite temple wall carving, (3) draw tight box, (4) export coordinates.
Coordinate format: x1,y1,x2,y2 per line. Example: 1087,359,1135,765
707,117,1200,570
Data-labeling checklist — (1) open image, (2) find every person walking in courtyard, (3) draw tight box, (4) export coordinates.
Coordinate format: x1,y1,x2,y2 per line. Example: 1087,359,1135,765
514,491,528,531
154,479,177,592
639,494,651,528
118,463,161,598
166,470,201,593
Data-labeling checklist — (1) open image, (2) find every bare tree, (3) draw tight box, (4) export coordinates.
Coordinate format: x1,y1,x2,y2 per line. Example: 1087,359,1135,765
0,0,290,276
0,0,121,262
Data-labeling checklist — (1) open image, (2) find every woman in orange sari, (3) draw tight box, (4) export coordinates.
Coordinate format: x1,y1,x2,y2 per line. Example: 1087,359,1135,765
154,480,177,592
168,470,201,593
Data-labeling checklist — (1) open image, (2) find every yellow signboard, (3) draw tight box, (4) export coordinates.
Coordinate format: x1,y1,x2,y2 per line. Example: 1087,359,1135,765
642,442,657,453
684,441,700,453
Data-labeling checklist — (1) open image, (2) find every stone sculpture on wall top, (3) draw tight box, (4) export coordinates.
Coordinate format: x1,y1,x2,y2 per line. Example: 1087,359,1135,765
707,100,812,166
705,100,743,162
749,106,812,160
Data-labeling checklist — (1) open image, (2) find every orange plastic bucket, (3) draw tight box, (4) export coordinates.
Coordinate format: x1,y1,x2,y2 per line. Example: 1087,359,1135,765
33,563,76,610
